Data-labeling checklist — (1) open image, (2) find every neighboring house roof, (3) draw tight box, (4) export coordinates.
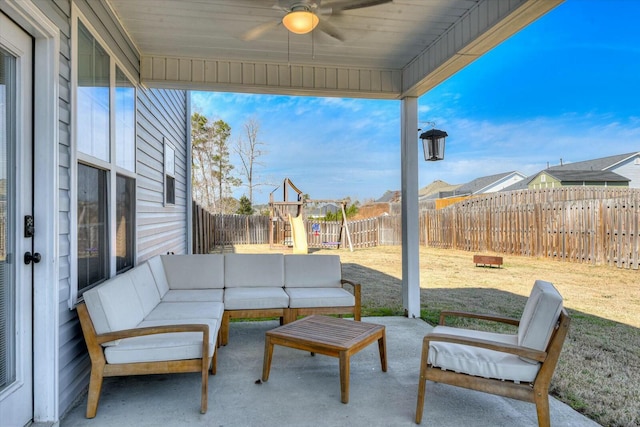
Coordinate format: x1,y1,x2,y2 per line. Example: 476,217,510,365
501,177,532,192
418,180,461,198
376,190,401,203
307,203,340,217
456,171,525,195
547,152,639,171
540,169,630,182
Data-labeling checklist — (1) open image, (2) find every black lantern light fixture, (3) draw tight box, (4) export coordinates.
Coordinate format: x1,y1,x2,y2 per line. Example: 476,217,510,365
419,123,448,161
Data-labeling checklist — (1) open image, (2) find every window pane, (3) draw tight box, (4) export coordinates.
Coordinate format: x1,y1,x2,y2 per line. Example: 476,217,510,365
165,175,176,205
116,175,135,273
115,67,135,171
77,164,109,293
0,48,17,391
77,21,110,162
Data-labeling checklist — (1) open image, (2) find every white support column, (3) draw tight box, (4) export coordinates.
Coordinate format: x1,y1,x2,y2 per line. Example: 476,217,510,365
400,97,421,318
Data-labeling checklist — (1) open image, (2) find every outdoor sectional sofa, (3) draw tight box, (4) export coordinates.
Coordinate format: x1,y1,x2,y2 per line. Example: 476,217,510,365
76,253,361,418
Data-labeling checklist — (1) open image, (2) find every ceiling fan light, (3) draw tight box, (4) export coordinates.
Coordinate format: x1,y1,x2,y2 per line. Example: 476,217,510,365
282,10,319,34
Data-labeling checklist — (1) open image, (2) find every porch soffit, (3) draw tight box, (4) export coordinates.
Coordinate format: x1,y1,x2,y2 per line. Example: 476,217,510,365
106,0,562,99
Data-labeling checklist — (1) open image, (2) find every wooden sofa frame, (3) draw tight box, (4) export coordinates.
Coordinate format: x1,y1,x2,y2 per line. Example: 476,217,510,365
416,308,570,427
76,303,216,418
219,279,361,345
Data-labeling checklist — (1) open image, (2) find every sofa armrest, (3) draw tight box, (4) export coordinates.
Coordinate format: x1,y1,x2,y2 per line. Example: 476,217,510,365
95,324,209,345
439,310,520,327
340,279,361,298
340,279,361,320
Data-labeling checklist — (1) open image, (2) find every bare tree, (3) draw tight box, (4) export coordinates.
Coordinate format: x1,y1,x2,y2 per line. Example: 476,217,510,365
234,117,267,205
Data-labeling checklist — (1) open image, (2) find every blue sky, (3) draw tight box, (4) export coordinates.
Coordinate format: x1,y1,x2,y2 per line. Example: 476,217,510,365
191,0,640,205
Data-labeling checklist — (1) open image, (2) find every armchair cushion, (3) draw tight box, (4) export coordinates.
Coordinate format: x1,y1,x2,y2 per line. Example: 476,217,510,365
426,326,540,383
518,280,563,363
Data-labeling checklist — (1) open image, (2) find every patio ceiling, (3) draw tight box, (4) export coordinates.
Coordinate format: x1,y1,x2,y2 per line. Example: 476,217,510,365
106,0,562,99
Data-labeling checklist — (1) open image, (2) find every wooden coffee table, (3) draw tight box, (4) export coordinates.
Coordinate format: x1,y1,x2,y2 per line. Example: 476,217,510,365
261,315,387,403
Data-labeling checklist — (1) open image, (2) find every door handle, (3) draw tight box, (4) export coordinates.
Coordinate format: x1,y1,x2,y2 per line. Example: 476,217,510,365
24,251,42,265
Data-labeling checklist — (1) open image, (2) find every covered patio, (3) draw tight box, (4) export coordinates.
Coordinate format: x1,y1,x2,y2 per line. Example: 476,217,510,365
105,0,564,318
0,1,578,425
59,317,595,427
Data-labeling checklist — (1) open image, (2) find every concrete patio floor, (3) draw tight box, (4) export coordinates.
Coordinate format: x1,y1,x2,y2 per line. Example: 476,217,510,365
59,317,598,427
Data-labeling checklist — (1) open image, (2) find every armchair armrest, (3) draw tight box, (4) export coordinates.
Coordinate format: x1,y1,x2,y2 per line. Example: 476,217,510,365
439,310,520,327
424,332,547,362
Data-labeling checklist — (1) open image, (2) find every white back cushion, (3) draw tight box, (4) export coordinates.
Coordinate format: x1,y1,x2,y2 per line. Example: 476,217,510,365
224,254,284,288
518,280,563,354
128,262,161,317
147,256,170,297
83,273,144,334
284,254,341,288
161,254,225,289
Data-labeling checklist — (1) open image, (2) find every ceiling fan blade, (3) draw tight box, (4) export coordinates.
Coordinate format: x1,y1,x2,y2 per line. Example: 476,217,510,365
241,19,281,41
317,20,345,42
323,0,392,11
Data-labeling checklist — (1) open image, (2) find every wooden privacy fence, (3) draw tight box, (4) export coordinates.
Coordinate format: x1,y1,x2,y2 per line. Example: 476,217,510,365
422,192,640,269
193,187,640,268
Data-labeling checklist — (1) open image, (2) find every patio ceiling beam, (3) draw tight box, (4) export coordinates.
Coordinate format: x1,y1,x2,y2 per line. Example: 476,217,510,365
140,57,402,100
402,0,564,97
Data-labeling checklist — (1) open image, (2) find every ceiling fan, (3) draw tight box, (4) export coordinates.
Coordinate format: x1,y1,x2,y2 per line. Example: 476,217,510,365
241,0,392,42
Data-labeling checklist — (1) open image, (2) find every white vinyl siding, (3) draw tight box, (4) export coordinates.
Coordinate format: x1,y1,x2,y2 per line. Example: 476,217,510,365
30,0,189,416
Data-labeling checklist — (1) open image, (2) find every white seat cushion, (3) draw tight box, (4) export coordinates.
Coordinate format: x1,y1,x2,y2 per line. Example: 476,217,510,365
427,326,540,383
146,301,224,321
285,287,354,308
223,287,289,310
128,262,162,317
162,254,225,289
284,254,342,288
162,289,224,302
83,273,144,334
147,256,170,297
224,254,284,288
104,318,217,364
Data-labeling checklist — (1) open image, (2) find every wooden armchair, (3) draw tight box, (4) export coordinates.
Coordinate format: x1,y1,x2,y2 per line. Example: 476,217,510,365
415,280,570,427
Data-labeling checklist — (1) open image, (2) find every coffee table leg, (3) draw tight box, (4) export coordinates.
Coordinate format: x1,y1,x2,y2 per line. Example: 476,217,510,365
262,336,274,381
339,351,350,404
378,330,387,372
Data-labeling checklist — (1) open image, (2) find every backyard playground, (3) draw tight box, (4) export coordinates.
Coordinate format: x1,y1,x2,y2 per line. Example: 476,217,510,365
232,244,639,427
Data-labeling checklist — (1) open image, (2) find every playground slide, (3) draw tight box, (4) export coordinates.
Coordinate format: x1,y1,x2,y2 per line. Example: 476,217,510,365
288,214,308,254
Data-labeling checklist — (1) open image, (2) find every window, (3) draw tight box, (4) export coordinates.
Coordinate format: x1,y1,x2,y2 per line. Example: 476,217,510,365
74,15,136,298
77,164,109,292
116,175,135,273
165,141,176,205
115,66,135,171
77,21,110,162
